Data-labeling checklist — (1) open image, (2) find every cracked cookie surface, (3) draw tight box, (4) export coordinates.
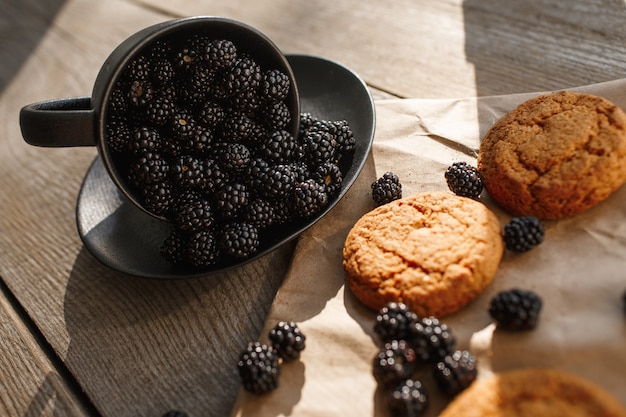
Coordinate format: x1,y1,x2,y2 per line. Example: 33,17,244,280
478,90,626,219
439,368,626,417
342,191,503,317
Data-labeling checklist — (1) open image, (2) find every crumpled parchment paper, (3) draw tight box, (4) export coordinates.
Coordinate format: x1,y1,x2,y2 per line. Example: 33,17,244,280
231,79,626,417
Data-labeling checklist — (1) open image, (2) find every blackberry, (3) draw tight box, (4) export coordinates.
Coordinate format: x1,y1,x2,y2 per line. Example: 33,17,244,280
220,113,256,142
174,44,199,72
244,198,275,229
268,321,306,362
186,229,220,268
160,228,187,265
108,87,130,119
203,39,237,72
145,95,176,126
237,342,281,395
128,152,169,188
179,67,213,107
333,120,356,156
170,111,197,140
314,162,343,197
152,57,175,85
387,379,429,417
219,222,260,259
127,55,151,82
503,216,544,252
129,127,162,154
219,142,251,173
433,350,478,396
261,101,292,130
215,54,261,97
410,316,456,363
199,101,226,128
299,112,318,138
105,117,132,153
261,130,299,163
260,69,291,102
161,410,188,417
177,127,213,157
127,77,155,108
228,89,263,115
214,182,250,220
300,122,339,167
371,172,402,206
174,197,215,232
141,180,175,217
373,340,418,387
445,161,483,199
488,288,543,330
374,302,419,343
243,158,270,189
258,164,297,199
202,158,228,193
171,155,206,189
291,179,329,218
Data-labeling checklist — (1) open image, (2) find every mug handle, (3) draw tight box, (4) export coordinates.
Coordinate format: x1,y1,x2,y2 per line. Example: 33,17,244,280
19,97,97,147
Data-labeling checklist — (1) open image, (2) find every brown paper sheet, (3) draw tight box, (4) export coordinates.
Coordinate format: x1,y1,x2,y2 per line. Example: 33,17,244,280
232,79,626,416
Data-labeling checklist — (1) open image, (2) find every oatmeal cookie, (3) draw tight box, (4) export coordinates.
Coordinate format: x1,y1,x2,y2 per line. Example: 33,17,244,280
439,368,626,417
478,91,626,219
342,191,503,317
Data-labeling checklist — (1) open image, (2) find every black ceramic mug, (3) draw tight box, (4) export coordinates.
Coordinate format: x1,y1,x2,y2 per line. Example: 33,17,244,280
20,16,300,220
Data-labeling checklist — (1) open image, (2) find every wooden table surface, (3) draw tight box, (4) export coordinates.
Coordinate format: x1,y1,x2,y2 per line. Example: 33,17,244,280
2,1,626,416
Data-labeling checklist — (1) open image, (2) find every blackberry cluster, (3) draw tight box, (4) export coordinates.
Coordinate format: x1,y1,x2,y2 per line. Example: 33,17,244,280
444,161,483,199
238,321,305,394
104,33,355,269
371,303,478,416
503,216,545,252
488,288,543,330
371,172,402,206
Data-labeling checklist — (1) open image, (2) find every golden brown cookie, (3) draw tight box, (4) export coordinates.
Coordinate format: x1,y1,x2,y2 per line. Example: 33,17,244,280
439,368,626,417
342,191,503,317
478,91,626,219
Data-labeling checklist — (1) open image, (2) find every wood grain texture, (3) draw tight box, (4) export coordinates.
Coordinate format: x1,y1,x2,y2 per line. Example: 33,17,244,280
2,0,626,416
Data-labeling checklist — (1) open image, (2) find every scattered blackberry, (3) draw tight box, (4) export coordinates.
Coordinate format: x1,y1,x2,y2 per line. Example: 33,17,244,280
186,229,220,268
161,410,188,417
175,197,215,232
291,179,329,218
445,161,483,199
433,350,478,396
129,127,162,154
373,340,418,387
314,162,343,197
238,342,281,395
374,302,419,343
260,69,290,102
214,182,250,220
261,101,292,130
203,39,237,72
219,142,251,173
268,321,306,362
503,216,544,252
244,198,275,229
219,222,260,259
160,228,187,265
261,130,299,163
488,288,543,330
128,152,169,188
371,172,402,206
410,316,456,363
387,379,429,417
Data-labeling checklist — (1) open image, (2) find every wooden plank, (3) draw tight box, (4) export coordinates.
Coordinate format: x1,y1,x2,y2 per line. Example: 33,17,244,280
0,0,294,416
134,0,626,98
0,287,90,417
